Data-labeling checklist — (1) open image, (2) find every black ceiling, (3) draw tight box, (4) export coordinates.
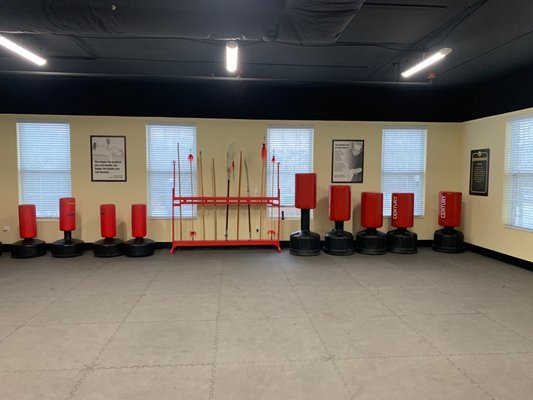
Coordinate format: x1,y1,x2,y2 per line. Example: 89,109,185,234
1,0,533,122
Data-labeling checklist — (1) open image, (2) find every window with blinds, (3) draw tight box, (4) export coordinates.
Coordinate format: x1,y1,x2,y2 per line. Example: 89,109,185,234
505,116,533,230
381,127,427,217
146,124,196,218
17,122,71,218
267,126,313,217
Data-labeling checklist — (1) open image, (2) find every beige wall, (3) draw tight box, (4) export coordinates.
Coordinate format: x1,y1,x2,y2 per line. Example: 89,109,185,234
461,108,533,262
0,113,461,245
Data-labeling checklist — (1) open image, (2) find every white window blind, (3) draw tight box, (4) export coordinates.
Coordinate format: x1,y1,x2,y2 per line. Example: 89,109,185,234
381,128,427,217
17,122,71,218
146,124,196,218
505,116,533,230
267,126,313,217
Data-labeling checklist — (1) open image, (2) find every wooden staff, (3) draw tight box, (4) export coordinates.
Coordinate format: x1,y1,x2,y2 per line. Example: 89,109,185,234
225,143,235,240
268,154,277,240
177,144,183,240
199,151,206,240
236,151,243,240
259,143,267,239
212,157,217,240
244,158,252,239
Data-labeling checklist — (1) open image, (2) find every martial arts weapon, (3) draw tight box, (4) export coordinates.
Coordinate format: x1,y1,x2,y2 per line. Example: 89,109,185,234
267,154,277,240
188,151,196,240
212,157,217,240
198,151,206,240
225,143,236,240
177,144,183,240
236,151,243,240
259,143,267,239
244,158,252,239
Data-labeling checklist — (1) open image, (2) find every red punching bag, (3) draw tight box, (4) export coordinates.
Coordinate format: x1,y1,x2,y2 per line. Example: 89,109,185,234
295,173,317,209
391,193,414,228
329,185,351,221
19,204,37,239
100,204,116,238
131,204,147,239
361,192,383,229
59,197,76,232
438,192,462,227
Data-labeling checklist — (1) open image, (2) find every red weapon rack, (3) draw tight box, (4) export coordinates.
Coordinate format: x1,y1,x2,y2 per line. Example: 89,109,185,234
170,154,281,254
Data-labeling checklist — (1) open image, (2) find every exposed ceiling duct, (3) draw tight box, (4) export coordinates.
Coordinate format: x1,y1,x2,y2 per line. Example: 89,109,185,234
286,0,365,42
0,0,365,43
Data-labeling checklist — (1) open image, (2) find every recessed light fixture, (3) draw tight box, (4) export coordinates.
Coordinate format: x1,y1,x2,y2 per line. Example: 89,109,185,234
0,35,47,66
226,41,238,73
401,48,452,78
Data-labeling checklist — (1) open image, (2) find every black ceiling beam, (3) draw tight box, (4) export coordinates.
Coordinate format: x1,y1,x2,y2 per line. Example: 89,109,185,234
0,74,460,122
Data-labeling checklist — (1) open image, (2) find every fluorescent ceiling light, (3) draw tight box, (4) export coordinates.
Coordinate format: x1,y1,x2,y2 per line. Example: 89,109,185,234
226,41,238,73
0,35,47,66
401,48,452,78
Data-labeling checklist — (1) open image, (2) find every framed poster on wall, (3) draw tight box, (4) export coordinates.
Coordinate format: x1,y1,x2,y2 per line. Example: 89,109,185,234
331,140,364,183
90,135,127,182
469,148,489,196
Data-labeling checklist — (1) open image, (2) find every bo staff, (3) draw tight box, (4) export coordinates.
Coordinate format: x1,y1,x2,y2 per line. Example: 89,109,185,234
236,151,243,240
244,158,252,239
212,157,217,240
177,144,183,240
259,143,267,239
188,151,196,240
199,151,206,240
225,143,236,240
268,154,277,240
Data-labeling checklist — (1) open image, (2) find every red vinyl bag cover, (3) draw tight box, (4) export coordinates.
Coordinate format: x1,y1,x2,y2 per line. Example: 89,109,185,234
131,204,147,238
391,193,414,228
438,191,462,227
100,204,116,238
19,204,37,239
59,197,76,232
329,185,351,221
361,192,383,228
295,173,317,209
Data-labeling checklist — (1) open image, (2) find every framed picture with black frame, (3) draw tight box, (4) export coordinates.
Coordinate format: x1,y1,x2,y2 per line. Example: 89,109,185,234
90,135,127,182
469,148,489,196
331,139,364,183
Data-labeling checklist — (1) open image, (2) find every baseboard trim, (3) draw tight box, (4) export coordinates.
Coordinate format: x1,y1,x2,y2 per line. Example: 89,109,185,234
1,240,530,272
465,243,533,271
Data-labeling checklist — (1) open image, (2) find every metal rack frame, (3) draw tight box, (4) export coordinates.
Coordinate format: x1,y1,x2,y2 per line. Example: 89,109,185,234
171,161,281,253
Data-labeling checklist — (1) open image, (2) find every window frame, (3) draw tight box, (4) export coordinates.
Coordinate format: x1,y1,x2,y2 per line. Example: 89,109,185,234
17,120,72,219
266,125,314,219
504,114,533,231
380,126,427,218
146,123,197,219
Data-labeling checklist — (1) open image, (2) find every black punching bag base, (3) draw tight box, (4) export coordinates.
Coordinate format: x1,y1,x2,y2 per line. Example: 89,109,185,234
93,238,124,258
124,238,155,257
324,230,354,256
51,238,85,258
355,229,387,255
387,229,418,254
11,239,47,258
433,228,465,253
290,230,321,256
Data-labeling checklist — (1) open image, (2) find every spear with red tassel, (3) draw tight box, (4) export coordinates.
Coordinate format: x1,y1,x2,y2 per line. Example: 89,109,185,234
267,154,277,240
188,151,196,240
